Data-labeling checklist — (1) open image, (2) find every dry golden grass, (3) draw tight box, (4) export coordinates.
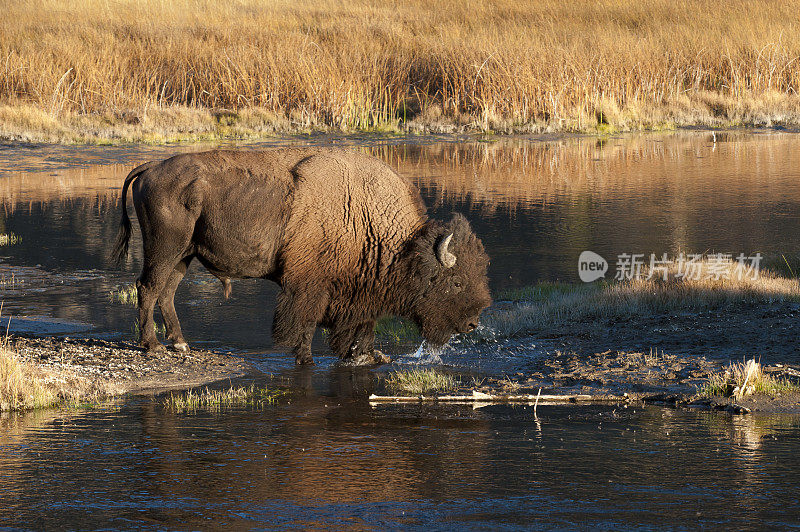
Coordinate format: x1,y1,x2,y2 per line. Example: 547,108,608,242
2,0,800,142
700,359,800,399
485,260,800,338
0,348,118,411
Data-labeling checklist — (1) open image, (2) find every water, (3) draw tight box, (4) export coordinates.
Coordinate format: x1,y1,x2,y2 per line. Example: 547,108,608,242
3,131,800,528
2,397,799,529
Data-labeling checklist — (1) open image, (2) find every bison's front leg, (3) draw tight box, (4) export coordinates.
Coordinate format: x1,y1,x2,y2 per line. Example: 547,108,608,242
293,326,315,365
330,321,390,366
272,284,329,365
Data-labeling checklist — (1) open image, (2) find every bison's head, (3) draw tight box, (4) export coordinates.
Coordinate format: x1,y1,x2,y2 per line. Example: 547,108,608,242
401,214,492,345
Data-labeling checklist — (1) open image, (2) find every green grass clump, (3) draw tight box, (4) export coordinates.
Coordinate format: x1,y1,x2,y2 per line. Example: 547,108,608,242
131,320,166,339
374,316,421,344
699,359,800,399
385,368,455,396
109,284,138,306
162,384,284,412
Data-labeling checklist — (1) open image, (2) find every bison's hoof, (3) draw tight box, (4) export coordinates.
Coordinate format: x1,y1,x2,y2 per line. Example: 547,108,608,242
172,341,189,353
143,343,167,354
373,350,391,365
295,355,314,366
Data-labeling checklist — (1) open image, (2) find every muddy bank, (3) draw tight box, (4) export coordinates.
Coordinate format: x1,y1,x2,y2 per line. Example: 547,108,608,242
535,302,800,364
472,302,800,413
7,335,255,395
485,350,722,396
382,347,800,414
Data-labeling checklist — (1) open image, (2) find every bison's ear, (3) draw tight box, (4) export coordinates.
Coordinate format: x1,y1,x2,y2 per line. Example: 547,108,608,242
435,233,457,268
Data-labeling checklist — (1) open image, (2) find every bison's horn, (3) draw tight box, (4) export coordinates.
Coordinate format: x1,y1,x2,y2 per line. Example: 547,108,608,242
436,233,457,268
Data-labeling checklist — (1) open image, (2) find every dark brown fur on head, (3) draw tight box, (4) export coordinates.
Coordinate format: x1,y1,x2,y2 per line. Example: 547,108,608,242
395,213,492,345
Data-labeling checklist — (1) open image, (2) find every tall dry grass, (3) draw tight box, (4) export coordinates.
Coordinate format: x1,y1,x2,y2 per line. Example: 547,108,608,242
699,359,800,399
0,348,118,411
2,0,800,141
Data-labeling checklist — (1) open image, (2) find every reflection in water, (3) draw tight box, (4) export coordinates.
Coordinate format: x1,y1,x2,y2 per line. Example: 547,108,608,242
3,132,800,353
1,400,800,529
385,132,800,291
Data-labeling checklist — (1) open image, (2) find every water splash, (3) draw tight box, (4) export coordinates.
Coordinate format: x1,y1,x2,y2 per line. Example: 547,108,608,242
395,340,445,365
412,342,425,359
393,324,502,367
452,324,499,346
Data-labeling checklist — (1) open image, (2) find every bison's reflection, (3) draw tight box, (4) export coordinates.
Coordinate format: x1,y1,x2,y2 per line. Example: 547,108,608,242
136,372,492,505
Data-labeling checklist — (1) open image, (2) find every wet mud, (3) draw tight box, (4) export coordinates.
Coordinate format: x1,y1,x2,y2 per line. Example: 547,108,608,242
473,302,800,413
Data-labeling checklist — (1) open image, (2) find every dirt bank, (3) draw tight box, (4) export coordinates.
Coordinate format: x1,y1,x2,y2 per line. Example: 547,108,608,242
7,335,255,395
474,302,800,413
530,302,800,365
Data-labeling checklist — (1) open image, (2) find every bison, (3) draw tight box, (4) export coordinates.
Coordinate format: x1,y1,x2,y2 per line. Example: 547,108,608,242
112,149,491,365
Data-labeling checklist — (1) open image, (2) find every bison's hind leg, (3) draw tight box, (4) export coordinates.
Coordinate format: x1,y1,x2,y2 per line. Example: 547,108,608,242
136,199,199,353
157,256,194,352
138,254,193,353
136,268,171,353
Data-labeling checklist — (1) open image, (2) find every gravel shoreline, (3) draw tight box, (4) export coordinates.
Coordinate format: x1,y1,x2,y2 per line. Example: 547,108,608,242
7,335,255,395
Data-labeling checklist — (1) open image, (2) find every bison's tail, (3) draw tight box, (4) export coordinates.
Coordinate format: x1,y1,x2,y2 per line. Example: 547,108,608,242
111,162,151,266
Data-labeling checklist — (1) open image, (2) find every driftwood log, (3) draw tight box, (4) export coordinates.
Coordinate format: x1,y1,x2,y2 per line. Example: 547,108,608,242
369,390,627,404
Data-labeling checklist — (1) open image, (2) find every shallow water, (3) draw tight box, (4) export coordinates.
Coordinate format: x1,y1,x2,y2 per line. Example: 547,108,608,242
2,395,799,529
3,131,800,528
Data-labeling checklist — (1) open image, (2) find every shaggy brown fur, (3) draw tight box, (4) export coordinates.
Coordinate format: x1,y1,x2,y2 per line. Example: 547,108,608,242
113,149,491,365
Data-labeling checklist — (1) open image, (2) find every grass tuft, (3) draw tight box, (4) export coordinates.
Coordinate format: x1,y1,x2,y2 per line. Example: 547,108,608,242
0,348,116,411
699,359,800,399
385,368,455,396
131,320,166,339
374,317,421,344
162,384,284,412
0,233,20,246
109,284,138,306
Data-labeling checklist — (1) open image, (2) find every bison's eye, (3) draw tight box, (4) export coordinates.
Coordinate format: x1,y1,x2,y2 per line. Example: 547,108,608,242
454,281,462,288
